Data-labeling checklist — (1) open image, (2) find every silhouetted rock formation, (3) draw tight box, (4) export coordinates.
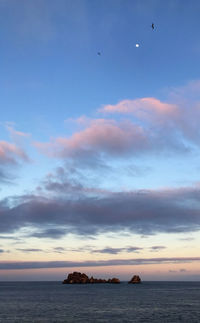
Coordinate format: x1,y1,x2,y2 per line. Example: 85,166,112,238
128,275,141,284
63,272,89,284
107,278,120,284
62,272,120,284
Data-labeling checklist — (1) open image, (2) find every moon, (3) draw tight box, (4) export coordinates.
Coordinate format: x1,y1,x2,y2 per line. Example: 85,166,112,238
135,43,139,48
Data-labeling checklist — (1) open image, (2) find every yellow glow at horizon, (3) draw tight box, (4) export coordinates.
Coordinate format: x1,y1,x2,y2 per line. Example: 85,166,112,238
1,230,200,265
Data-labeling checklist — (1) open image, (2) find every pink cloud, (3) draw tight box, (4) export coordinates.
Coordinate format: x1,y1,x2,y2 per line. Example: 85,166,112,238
100,97,179,124
6,126,30,138
35,119,150,159
0,141,29,164
36,83,200,162
99,89,200,146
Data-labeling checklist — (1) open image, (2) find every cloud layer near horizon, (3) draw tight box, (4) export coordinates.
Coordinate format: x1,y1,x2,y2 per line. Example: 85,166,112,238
1,257,200,270
1,184,200,238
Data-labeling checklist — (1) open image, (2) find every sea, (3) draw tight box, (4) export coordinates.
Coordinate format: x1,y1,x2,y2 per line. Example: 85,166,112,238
0,281,199,322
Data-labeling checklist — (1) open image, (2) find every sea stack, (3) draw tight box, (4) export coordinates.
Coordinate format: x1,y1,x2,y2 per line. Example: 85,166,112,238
63,272,90,284
128,275,141,284
62,272,120,284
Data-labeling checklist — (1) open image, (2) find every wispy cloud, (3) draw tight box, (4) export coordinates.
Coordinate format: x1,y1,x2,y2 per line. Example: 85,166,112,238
149,246,166,252
6,125,30,141
169,268,188,273
53,247,66,253
179,237,195,241
0,235,20,241
16,248,43,253
30,228,69,239
91,246,143,254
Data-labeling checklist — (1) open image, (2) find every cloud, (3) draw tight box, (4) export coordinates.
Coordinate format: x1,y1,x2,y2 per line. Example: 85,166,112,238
169,268,188,273
0,140,29,183
100,97,178,124
91,246,143,254
99,81,200,147
1,185,200,237
1,257,200,270
34,81,200,167
0,169,12,184
53,247,66,253
2,81,200,239
35,80,200,166
35,119,149,159
35,117,189,168
30,228,69,239
6,125,30,141
149,246,166,252
179,237,195,241
0,235,20,240
39,166,113,198
169,80,200,101
40,166,84,195
16,248,43,253
0,141,28,164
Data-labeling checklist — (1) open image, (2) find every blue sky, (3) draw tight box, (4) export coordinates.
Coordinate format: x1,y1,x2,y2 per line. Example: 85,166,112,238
0,0,200,280
1,0,200,129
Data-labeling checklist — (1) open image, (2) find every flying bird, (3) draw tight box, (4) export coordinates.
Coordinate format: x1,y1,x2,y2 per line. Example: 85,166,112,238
97,52,101,56
152,23,154,30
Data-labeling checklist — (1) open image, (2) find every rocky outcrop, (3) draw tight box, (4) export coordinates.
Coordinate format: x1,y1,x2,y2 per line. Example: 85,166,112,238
107,278,120,284
62,272,120,284
128,275,141,284
63,272,90,284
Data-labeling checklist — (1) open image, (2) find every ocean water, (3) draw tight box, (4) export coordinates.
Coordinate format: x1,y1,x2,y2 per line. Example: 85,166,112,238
0,281,199,322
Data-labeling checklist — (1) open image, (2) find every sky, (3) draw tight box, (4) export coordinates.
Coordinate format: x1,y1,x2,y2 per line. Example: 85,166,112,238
0,0,200,281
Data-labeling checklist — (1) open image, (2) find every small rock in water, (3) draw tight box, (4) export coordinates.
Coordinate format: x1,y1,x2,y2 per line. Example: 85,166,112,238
128,275,141,284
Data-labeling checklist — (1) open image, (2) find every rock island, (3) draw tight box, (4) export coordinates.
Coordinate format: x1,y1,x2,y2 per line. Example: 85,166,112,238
62,271,120,284
128,275,141,284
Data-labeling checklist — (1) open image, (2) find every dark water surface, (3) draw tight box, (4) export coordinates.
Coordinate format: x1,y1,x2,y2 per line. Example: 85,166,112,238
0,281,199,322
